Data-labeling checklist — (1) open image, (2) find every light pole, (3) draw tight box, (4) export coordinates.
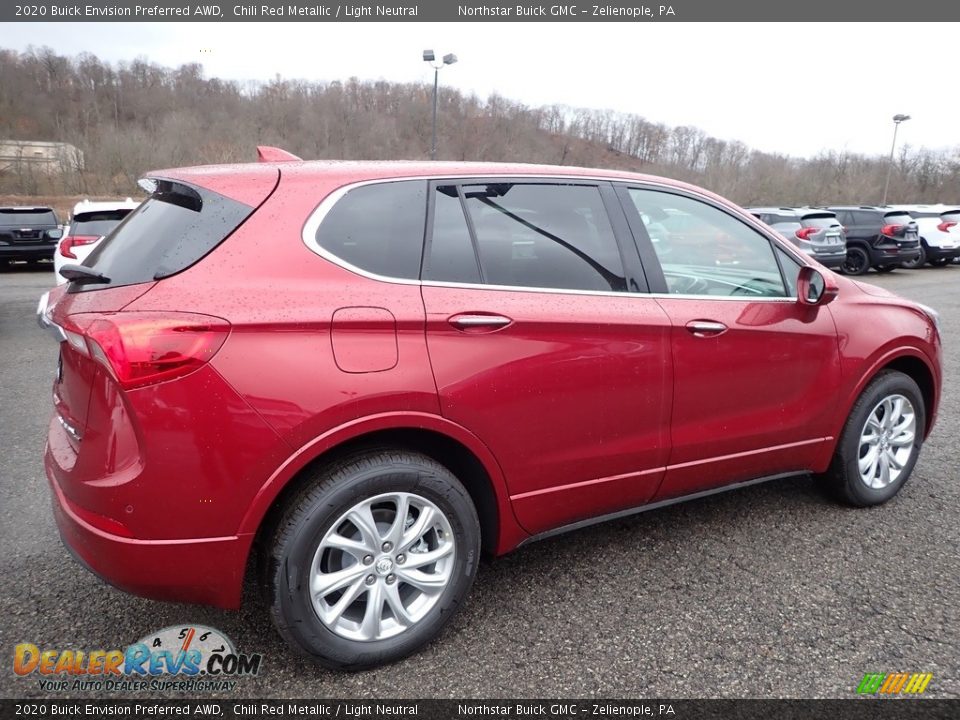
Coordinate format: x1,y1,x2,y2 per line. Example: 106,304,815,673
423,49,457,160
882,113,910,205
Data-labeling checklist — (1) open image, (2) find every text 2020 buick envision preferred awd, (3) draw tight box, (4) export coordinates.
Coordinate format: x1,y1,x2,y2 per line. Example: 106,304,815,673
38,158,941,669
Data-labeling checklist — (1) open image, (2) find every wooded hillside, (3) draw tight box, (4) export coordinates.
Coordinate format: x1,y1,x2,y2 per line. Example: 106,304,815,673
1,47,957,205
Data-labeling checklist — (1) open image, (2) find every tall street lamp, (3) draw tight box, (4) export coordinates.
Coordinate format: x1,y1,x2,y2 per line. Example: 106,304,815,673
423,49,457,160
882,113,911,205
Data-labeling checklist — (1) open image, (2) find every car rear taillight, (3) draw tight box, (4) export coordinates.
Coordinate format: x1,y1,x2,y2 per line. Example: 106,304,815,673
881,224,903,236
795,227,818,241
58,235,100,259
61,312,230,389
937,221,957,232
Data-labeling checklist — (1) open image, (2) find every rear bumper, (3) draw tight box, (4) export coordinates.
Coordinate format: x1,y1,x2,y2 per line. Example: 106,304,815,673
0,244,55,260
45,445,250,609
926,245,960,262
812,252,846,268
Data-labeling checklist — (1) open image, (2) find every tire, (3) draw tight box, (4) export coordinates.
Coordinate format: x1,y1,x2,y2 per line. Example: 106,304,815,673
874,264,897,273
264,450,480,670
840,246,870,275
901,243,926,269
817,370,925,507
929,258,951,267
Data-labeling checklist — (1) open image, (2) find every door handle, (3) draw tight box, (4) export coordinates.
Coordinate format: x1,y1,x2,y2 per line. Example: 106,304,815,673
685,320,727,337
448,314,512,330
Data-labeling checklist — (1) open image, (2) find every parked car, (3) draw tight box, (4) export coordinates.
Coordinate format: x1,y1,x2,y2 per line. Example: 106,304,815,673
746,207,846,268
0,206,62,266
891,204,960,268
38,160,942,670
826,206,921,275
54,199,140,285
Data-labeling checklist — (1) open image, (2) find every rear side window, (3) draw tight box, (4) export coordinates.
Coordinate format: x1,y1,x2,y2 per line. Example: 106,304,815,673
79,181,253,292
0,209,57,226
69,210,133,238
315,181,427,280
853,211,878,226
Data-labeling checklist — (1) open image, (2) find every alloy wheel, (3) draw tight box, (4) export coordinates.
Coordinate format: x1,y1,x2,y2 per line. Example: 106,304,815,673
857,394,916,489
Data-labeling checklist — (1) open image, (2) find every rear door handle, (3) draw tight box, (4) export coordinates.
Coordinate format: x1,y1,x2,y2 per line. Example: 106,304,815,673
685,320,727,337
448,314,512,330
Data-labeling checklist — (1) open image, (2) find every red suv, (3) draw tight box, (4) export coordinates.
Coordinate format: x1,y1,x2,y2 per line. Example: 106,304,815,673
38,159,942,670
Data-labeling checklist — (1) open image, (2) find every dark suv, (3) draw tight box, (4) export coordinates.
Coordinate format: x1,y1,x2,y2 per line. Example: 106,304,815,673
746,207,846,268
827,206,920,275
0,206,62,266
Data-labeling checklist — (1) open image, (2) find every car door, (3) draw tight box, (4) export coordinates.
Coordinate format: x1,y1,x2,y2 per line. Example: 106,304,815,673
617,185,843,500
420,179,673,535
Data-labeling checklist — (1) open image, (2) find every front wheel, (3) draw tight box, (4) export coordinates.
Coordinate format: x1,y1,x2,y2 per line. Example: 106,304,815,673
817,371,925,506
264,450,480,670
840,246,870,275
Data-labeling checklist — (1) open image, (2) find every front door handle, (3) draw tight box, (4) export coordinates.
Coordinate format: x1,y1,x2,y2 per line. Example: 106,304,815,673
448,314,512,330
685,320,727,337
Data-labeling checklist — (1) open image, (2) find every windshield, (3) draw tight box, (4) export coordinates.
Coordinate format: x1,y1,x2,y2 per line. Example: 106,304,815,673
69,210,134,238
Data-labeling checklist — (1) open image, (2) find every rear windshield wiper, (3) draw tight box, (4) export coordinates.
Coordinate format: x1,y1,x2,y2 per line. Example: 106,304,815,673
59,264,111,285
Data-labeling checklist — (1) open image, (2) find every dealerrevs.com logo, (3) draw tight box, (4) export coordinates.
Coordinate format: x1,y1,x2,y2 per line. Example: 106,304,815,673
856,672,933,696
13,625,262,693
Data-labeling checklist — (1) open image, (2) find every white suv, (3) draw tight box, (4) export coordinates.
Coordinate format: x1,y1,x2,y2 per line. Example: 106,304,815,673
894,204,960,268
54,198,140,285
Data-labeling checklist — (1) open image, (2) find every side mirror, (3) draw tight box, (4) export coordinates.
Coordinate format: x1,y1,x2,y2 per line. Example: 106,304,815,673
47,228,63,240
797,266,838,306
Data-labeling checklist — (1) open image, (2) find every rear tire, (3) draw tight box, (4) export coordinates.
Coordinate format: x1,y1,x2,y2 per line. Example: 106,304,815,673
840,246,870,275
817,371,925,507
874,264,897,273
929,258,951,267
264,450,480,670
901,243,926,269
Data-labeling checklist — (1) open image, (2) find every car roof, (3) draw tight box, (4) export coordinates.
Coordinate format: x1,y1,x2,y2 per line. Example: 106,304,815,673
0,206,55,211
71,198,140,215
745,207,798,214
149,160,738,208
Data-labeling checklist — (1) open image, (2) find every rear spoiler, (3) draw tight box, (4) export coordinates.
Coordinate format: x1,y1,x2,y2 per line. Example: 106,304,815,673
257,146,302,163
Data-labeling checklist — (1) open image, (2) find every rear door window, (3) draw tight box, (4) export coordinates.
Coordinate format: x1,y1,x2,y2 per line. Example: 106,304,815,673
78,180,254,292
455,182,627,292
853,211,878,226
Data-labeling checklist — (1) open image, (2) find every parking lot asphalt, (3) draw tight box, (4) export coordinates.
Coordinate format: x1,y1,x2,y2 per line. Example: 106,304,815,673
1,263,958,699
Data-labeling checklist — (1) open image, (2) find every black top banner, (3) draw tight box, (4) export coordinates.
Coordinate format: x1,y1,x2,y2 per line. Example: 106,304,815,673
1,700,959,720
2,0,959,22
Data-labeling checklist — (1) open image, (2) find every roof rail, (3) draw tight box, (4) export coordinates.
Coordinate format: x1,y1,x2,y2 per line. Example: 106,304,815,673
257,146,303,163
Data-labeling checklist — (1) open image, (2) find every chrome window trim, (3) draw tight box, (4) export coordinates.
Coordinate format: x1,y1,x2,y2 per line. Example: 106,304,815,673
300,175,800,302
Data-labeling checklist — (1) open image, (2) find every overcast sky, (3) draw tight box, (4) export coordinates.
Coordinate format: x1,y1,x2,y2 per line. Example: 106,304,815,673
4,22,955,159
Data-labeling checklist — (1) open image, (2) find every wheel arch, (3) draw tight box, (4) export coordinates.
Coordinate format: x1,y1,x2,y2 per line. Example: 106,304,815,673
240,413,527,565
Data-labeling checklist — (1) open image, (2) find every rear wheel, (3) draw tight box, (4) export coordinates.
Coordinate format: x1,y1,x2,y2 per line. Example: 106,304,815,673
901,243,926,269
874,264,897,273
840,246,870,275
264,450,480,670
817,371,925,506
929,257,951,267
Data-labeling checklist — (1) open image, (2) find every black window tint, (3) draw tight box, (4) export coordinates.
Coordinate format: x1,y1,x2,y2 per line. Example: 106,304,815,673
70,210,134,237
0,209,57,225
461,183,626,292
800,214,840,229
425,186,480,284
316,181,427,279
628,188,787,298
833,210,853,225
79,181,252,292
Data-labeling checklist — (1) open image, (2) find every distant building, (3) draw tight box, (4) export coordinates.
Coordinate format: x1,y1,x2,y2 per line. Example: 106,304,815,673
0,140,84,175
